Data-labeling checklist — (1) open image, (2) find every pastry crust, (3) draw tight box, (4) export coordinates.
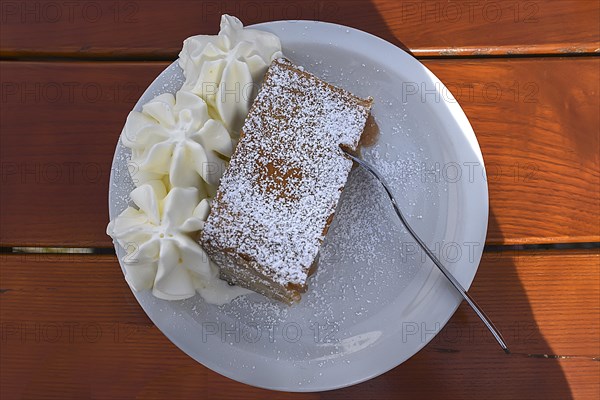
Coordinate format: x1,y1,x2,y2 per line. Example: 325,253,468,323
201,58,373,303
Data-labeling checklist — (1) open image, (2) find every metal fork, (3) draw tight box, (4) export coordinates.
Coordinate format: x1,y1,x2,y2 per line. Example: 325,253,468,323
342,148,510,354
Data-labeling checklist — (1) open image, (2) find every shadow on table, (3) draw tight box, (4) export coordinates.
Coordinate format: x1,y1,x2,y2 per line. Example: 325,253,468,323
317,2,571,397
325,209,573,399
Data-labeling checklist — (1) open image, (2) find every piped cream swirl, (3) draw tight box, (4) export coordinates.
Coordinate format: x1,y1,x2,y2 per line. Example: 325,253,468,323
178,14,283,135
122,91,232,189
107,181,250,303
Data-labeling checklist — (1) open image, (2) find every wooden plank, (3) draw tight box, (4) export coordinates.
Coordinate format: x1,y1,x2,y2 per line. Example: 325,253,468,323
425,58,600,244
1,58,598,247
1,0,598,59
0,61,167,248
1,250,598,398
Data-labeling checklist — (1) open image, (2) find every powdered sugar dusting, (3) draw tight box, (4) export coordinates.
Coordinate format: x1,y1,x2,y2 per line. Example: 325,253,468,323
203,58,372,288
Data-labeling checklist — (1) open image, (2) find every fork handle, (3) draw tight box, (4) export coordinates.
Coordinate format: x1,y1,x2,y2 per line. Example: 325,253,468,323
344,149,510,354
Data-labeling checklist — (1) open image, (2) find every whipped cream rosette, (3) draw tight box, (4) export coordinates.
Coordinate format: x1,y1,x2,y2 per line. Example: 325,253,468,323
107,181,211,300
178,14,283,135
122,90,232,189
107,181,249,303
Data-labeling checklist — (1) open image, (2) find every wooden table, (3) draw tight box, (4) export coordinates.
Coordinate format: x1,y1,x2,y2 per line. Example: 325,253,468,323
1,1,599,398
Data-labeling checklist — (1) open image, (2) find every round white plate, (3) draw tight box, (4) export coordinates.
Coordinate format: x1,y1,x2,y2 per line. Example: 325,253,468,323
108,21,488,391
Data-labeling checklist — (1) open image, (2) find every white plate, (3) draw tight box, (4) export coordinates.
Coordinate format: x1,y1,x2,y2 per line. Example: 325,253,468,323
108,21,488,391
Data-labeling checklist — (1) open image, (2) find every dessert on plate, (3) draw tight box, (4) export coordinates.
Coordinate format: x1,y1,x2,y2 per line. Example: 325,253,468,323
178,14,283,137
201,59,373,303
108,15,281,304
108,14,374,305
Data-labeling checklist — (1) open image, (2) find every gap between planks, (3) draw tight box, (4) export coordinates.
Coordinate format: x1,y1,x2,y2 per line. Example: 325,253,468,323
1,52,600,63
2,243,599,255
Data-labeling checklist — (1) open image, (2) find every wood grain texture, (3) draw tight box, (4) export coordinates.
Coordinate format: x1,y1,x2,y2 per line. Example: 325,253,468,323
0,61,167,248
1,250,598,399
1,0,598,59
426,57,600,244
1,58,598,247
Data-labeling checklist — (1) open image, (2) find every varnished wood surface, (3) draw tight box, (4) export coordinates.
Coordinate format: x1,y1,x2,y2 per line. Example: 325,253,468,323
1,0,599,59
0,61,166,248
1,250,598,399
1,1,599,397
427,57,600,245
1,58,598,247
